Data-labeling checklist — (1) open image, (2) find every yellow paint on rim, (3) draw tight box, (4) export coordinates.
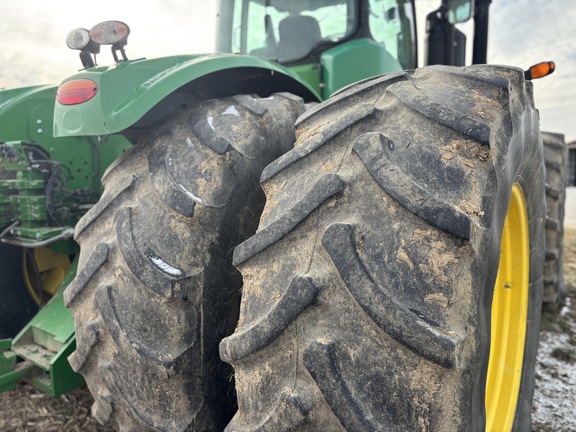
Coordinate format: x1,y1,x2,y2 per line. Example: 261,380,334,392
23,247,71,306
485,184,530,431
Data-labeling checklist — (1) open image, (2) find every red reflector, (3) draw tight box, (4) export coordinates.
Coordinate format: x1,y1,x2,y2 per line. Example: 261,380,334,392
57,79,98,105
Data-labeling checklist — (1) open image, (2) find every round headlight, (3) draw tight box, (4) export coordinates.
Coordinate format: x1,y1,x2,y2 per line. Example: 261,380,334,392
66,28,91,50
90,21,130,45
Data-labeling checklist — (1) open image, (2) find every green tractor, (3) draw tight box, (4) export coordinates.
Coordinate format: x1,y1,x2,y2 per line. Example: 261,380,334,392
2,0,563,430
0,85,131,395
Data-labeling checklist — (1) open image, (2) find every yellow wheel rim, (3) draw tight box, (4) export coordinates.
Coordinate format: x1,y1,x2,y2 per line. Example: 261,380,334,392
23,247,71,306
485,184,530,431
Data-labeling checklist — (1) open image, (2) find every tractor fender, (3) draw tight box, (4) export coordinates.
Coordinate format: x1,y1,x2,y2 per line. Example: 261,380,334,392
54,53,320,139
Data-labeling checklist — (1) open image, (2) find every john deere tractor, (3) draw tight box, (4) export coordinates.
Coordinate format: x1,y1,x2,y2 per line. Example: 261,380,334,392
44,0,562,430
0,85,131,395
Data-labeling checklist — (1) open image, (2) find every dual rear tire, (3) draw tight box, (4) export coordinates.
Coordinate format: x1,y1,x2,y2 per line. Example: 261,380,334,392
68,65,547,431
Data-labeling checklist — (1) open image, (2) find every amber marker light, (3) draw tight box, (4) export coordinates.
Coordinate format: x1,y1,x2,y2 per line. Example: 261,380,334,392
524,61,555,80
57,79,98,105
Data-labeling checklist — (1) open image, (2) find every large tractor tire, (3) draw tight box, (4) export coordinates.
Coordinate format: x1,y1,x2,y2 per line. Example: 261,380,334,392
0,244,38,339
221,65,545,431
64,93,305,431
542,131,567,310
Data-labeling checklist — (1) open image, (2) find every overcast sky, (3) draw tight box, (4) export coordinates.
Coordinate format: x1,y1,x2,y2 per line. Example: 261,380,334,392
1,0,574,141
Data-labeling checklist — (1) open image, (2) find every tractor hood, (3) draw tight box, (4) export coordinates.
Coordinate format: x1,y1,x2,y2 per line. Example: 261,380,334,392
54,53,319,138
0,85,59,143
0,85,52,112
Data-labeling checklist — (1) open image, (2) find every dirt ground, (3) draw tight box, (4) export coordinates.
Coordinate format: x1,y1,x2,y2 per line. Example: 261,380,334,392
0,386,112,432
1,231,576,431
532,226,576,431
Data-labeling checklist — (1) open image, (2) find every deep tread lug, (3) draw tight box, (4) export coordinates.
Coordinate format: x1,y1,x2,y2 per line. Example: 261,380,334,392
233,174,344,266
303,341,381,431
232,94,268,116
74,175,136,239
261,105,375,182
322,223,460,368
92,395,115,425
115,207,190,298
225,389,314,432
220,275,319,362
295,71,411,127
190,106,231,154
68,319,101,372
96,284,196,367
545,216,559,230
388,82,491,145
64,243,109,307
148,145,197,217
354,132,472,240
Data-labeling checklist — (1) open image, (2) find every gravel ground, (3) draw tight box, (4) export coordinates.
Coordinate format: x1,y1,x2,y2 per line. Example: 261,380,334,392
1,216,576,431
0,386,112,432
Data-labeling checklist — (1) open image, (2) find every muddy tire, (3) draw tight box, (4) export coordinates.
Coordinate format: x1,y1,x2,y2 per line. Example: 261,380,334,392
64,93,304,431
221,66,545,431
542,131,567,310
0,245,37,339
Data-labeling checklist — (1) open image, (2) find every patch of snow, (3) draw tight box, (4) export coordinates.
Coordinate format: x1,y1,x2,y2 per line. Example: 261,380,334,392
186,137,194,148
207,115,215,130
222,105,240,116
561,297,572,317
178,183,203,204
532,325,576,431
147,252,183,277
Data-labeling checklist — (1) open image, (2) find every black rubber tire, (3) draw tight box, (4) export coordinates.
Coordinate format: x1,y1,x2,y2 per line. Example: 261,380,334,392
221,66,545,431
0,244,38,339
64,93,305,431
542,131,567,311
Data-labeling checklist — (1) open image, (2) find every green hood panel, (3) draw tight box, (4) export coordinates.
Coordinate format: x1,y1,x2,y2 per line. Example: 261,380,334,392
0,85,54,112
0,85,57,142
54,53,319,137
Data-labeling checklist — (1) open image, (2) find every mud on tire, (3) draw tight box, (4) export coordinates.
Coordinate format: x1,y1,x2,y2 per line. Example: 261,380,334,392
221,66,545,431
64,93,305,431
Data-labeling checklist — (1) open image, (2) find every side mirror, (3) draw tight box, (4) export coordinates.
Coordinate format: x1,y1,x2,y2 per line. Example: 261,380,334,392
447,0,474,24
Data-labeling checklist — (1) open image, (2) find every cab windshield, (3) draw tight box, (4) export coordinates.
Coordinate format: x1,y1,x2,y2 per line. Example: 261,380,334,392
217,0,357,64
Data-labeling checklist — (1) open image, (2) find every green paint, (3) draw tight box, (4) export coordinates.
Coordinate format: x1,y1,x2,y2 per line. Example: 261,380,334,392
54,53,319,137
288,64,322,97
0,86,132,193
320,38,403,98
0,339,39,393
0,339,17,392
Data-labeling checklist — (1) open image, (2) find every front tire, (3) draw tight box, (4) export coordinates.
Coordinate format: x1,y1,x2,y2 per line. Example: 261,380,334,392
64,93,305,431
221,66,545,431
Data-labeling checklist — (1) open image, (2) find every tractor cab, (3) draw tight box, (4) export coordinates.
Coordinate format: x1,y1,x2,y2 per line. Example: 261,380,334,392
217,0,418,98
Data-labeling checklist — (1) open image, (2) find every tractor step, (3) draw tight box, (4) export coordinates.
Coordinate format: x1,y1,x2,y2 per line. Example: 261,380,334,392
12,342,55,370
0,339,40,393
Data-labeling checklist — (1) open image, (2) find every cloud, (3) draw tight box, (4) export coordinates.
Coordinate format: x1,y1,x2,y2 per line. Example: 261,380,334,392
488,0,576,140
0,0,217,87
